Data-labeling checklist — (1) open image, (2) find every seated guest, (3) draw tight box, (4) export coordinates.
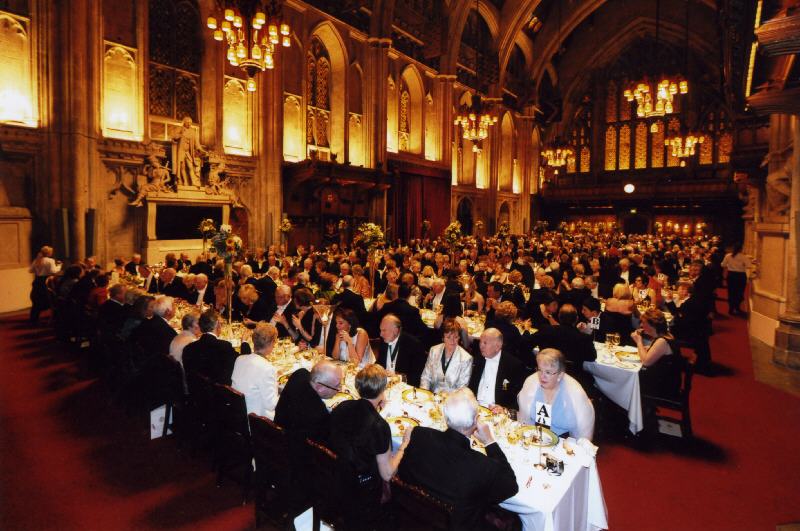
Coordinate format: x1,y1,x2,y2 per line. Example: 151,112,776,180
434,293,471,347
267,284,297,338
274,360,343,512
212,278,234,315
506,269,527,312
181,273,196,299
518,349,595,440
379,283,428,341
119,294,154,341
235,284,269,324
289,287,319,346
420,319,472,393
398,388,518,530
559,276,591,311
485,301,524,363
351,264,372,299
326,307,374,367
577,296,606,343
169,311,199,368
182,309,239,386
665,282,712,372
132,295,177,358
329,365,409,526
463,279,485,314
468,328,527,412
376,314,425,386
602,283,636,346
125,253,144,276
87,273,110,311
421,278,447,311
527,289,560,329
631,309,684,399
630,275,655,306
97,283,128,338
530,304,597,392
232,322,279,418
148,268,187,299
332,275,367,322
189,273,214,306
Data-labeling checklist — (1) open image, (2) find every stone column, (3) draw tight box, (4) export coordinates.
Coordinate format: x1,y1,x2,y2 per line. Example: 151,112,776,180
255,66,284,247
198,2,223,148
436,74,456,166
364,38,391,170
774,116,800,369
516,116,534,233
56,0,99,260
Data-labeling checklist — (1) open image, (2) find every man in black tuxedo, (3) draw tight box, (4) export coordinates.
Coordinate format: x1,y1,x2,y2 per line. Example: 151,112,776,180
266,285,298,339
376,315,425,386
274,360,343,513
530,304,597,392
131,295,178,358
186,273,215,306
148,268,189,299
253,272,277,309
125,253,144,276
332,275,367,323
182,309,239,386
189,254,213,276
97,283,129,339
378,284,429,344
468,328,528,411
558,277,592,315
398,388,518,530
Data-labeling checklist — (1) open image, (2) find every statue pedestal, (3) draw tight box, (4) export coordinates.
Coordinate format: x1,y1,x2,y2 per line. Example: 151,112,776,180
774,312,800,370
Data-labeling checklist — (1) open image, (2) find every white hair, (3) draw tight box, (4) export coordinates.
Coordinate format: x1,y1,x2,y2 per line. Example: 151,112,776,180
571,276,585,289
443,388,479,433
153,295,174,318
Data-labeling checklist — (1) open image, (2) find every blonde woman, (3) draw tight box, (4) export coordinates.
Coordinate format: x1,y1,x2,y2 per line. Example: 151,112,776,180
29,245,60,325
420,319,473,393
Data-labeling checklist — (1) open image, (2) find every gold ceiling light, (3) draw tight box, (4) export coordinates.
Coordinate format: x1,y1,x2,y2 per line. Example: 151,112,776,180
664,130,704,167
541,137,575,168
207,0,292,91
454,0,498,153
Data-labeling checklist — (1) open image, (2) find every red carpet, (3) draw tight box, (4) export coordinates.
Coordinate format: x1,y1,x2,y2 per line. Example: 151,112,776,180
1,300,799,530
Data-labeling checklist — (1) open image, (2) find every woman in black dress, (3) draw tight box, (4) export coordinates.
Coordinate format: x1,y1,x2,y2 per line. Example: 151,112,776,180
329,364,411,528
632,308,683,400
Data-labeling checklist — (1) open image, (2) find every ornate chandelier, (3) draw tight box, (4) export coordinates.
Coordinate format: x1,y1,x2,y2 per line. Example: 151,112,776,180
454,94,498,153
665,130,704,167
207,0,292,92
623,77,688,118
541,137,575,168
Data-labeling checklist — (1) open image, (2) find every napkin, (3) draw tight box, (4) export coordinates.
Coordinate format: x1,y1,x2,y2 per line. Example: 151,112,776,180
577,438,598,462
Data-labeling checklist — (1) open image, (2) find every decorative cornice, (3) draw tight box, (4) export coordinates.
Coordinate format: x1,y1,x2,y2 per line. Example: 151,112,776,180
747,86,800,115
0,124,44,154
755,13,800,56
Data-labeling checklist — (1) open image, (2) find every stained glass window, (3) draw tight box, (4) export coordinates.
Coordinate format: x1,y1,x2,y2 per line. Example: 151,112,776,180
634,122,647,169
580,146,590,173
619,124,630,170
717,132,732,163
666,118,681,167
605,126,617,171
606,81,617,123
651,120,665,168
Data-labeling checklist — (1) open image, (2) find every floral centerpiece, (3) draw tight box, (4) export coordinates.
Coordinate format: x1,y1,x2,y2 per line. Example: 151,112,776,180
198,218,217,255
474,220,484,233
496,221,510,239
354,222,385,296
443,221,462,267
279,217,293,233
338,219,348,231
208,223,242,323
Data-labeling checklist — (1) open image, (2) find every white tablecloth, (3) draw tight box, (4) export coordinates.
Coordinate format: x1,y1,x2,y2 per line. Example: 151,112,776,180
585,343,643,434
381,385,608,531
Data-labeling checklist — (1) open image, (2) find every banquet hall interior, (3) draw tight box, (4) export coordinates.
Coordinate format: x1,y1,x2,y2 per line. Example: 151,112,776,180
1,0,800,529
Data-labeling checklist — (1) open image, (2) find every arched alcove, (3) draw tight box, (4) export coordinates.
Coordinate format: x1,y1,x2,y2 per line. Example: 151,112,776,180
308,22,347,161
456,197,474,235
400,65,424,155
348,63,364,166
498,201,511,229
499,112,515,191
387,76,398,153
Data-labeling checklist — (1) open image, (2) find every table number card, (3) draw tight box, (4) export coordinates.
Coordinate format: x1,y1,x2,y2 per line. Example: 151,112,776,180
589,316,600,330
535,401,552,427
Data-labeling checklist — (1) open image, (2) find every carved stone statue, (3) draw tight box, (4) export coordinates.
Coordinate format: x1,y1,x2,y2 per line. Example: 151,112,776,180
762,146,793,218
205,157,244,208
172,116,206,187
128,154,171,206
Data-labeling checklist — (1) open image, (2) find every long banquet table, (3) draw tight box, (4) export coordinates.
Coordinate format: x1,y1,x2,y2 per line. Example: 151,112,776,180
259,338,608,531
585,342,643,434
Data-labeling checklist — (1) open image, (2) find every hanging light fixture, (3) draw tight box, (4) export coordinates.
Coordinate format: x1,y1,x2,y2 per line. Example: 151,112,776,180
623,0,688,118
454,0,498,153
665,129,704,166
541,136,575,168
207,0,292,92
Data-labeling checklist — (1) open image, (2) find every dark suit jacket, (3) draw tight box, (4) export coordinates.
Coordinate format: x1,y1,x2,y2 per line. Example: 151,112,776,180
97,299,128,338
333,289,367,323
254,275,277,308
375,332,425,387
131,316,177,357
378,299,428,342
467,352,528,410
398,427,518,531
182,332,238,386
274,368,330,444
265,302,299,338
530,324,597,390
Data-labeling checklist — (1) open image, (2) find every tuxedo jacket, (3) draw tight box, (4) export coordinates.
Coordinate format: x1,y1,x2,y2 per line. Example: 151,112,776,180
333,289,367,323
182,332,239,386
398,427,518,531
132,316,177,358
97,299,128,338
467,352,528,410
375,332,425,387
530,324,597,389
378,299,428,342
266,301,299,338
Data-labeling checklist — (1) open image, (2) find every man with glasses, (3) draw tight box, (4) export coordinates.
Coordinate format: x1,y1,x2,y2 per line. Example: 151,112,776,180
274,359,343,515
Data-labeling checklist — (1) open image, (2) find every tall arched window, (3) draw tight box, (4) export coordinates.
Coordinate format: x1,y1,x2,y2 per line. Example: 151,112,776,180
399,80,410,152
223,78,252,155
0,10,38,127
148,0,201,140
499,112,514,191
306,36,332,159
387,76,398,153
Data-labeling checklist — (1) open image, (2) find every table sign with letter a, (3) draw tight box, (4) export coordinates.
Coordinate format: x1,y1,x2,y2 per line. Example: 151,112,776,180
535,401,552,427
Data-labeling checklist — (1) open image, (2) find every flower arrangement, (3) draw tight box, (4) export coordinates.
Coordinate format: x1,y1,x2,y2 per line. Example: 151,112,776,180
198,218,217,238
444,220,462,245
354,222,385,252
474,220,484,231
338,219,348,231
279,217,293,233
210,224,242,264
496,221,510,238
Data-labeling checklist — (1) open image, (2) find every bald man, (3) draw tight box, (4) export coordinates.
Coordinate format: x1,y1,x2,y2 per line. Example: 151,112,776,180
468,328,529,411
267,284,298,339
376,314,425,387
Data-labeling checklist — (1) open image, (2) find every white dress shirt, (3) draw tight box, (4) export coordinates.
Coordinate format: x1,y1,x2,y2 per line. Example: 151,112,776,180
620,270,630,284
169,330,197,366
194,286,208,306
231,353,278,419
431,290,445,310
270,303,289,325
476,353,501,406
385,337,400,373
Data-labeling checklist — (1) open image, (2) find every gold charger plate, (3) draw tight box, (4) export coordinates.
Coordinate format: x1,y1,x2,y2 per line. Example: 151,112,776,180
387,416,420,437
513,425,559,448
615,351,640,363
477,405,493,420
402,387,434,402
324,392,354,409
278,373,291,386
